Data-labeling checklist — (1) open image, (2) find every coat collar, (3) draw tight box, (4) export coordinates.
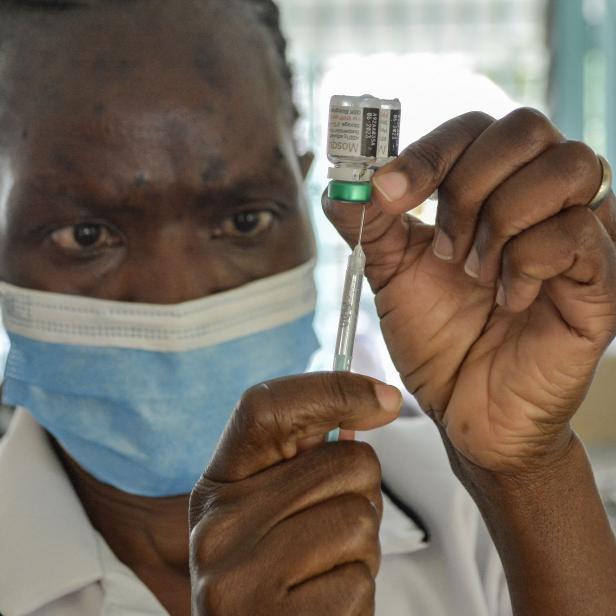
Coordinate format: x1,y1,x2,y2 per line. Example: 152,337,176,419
0,409,103,615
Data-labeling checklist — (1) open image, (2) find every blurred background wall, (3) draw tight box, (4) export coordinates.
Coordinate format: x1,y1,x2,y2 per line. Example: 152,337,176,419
279,0,615,187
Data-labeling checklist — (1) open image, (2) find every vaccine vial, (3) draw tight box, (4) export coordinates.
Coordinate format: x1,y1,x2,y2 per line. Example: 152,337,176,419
327,94,402,203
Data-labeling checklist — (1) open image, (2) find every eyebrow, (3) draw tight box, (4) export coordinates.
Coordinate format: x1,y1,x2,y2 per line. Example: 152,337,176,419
16,182,139,216
13,145,296,217
200,146,289,188
17,165,295,218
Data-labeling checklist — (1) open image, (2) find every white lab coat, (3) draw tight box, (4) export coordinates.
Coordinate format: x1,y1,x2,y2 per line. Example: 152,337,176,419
0,409,511,616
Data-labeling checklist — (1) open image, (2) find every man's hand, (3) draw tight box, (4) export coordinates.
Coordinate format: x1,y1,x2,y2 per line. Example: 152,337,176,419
189,373,401,616
325,107,616,476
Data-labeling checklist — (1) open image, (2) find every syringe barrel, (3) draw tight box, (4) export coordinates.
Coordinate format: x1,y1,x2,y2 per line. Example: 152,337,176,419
333,246,365,372
328,246,365,443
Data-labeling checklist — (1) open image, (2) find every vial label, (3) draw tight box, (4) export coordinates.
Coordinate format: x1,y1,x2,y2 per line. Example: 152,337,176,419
377,108,402,159
388,108,401,157
328,106,380,159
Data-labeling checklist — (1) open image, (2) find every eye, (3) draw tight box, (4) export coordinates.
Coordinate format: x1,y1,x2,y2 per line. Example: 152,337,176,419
215,210,275,238
50,223,121,252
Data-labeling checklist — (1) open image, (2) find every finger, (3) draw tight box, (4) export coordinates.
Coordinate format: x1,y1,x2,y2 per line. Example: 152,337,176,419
322,188,397,249
206,372,402,482
190,442,383,575
467,141,602,283
371,111,495,213
433,107,563,263
499,207,616,338
323,111,493,291
192,543,376,616
322,194,422,293
288,562,375,616
260,493,381,588
241,441,383,530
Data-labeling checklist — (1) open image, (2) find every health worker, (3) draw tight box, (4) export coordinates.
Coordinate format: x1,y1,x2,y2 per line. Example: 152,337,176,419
0,1,615,615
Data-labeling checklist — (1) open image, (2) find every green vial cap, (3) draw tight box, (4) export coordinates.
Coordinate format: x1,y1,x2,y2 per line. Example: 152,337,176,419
327,180,372,204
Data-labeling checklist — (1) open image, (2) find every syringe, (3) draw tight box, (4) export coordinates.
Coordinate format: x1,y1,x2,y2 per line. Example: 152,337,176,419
327,207,367,443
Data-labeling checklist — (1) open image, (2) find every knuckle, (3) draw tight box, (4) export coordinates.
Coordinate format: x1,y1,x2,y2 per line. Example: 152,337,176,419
553,141,599,186
236,382,286,441
190,512,233,569
347,494,380,539
197,572,232,614
507,106,557,144
404,139,449,185
237,383,269,419
427,112,495,211
347,563,377,608
346,441,382,485
195,561,263,614
560,140,597,171
455,110,495,137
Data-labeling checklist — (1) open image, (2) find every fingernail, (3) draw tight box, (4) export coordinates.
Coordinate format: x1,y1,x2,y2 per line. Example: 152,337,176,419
373,172,408,202
464,247,480,278
374,384,403,414
496,283,506,306
433,228,454,261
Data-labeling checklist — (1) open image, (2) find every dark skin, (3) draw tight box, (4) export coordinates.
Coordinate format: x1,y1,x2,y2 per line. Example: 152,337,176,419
0,6,313,299
2,3,616,616
0,6,317,614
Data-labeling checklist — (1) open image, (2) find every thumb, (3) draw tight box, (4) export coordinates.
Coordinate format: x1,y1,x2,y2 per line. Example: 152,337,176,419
205,372,401,483
321,194,411,292
323,112,494,289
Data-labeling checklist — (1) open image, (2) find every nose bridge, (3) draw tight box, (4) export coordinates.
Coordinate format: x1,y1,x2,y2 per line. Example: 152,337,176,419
122,223,215,304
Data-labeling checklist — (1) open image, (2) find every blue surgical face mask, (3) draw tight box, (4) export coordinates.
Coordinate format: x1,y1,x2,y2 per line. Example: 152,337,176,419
0,261,319,497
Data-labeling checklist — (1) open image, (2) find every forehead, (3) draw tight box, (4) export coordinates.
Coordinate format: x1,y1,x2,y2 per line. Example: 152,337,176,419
3,2,292,197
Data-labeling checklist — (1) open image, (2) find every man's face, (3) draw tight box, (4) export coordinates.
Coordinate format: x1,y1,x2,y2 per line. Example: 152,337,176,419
0,3,315,303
